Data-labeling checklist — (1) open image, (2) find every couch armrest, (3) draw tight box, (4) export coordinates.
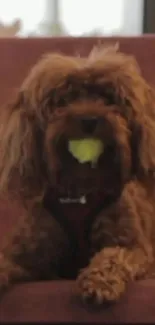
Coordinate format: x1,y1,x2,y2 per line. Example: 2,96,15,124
0,280,155,323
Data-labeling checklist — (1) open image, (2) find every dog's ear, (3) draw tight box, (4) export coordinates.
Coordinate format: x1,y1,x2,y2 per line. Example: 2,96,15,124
131,85,155,177
0,92,44,199
88,46,155,177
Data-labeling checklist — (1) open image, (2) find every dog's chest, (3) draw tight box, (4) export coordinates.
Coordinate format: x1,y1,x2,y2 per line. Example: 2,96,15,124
44,188,108,277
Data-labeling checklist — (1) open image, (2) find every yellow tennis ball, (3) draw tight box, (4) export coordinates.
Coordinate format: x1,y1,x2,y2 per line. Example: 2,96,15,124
68,138,104,164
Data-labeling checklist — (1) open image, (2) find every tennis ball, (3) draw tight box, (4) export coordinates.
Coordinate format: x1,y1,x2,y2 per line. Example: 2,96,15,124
68,138,104,164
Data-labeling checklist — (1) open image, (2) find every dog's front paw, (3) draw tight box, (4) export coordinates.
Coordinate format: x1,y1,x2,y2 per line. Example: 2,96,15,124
77,266,126,305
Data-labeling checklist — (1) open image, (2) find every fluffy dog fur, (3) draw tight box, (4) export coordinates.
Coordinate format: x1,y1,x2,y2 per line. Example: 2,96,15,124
0,45,155,304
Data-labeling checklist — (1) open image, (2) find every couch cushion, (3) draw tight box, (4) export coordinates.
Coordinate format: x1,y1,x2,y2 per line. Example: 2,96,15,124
0,280,155,323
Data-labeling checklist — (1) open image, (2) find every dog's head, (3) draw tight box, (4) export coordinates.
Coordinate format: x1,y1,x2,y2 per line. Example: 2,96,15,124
1,45,155,202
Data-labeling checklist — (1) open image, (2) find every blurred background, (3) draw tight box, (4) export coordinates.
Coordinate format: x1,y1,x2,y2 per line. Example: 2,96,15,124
0,0,154,37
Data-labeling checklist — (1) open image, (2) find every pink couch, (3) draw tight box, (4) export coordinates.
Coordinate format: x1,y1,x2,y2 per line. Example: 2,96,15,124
0,37,155,323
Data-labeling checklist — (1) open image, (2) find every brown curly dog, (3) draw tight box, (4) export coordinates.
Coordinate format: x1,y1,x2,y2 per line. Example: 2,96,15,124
0,45,155,304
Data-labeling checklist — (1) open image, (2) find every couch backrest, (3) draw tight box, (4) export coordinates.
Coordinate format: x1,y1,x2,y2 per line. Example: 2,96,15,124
0,36,155,106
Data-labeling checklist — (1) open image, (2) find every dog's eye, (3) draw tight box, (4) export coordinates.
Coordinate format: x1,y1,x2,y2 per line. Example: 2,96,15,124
103,92,116,106
103,91,131,108
56,98,66,107
98,88,116,106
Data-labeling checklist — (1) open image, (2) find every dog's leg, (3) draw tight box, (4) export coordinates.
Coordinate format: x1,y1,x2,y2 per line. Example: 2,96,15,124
0,204,69,293
77,181,154,304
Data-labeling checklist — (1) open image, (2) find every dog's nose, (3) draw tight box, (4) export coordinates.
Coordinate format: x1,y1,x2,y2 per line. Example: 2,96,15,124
81,117,98,134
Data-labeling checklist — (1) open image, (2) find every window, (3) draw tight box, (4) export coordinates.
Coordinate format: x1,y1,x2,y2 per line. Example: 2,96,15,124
0,0,144,37
0,0,46,35
60,0,144,36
